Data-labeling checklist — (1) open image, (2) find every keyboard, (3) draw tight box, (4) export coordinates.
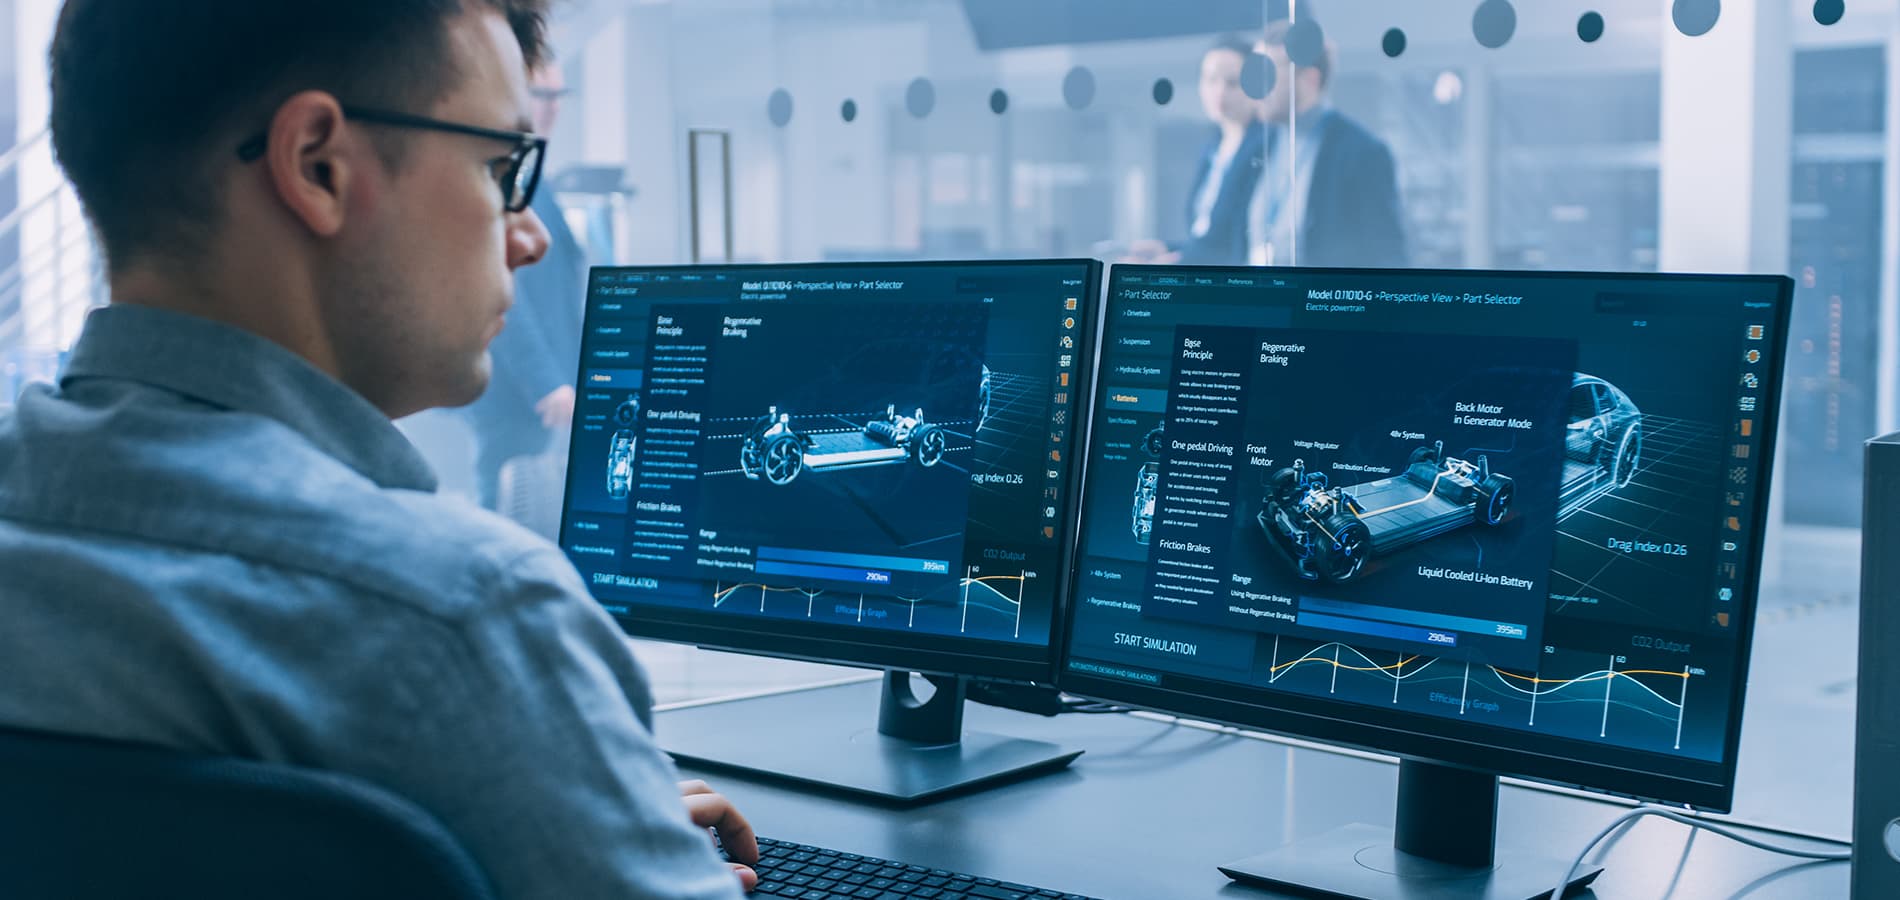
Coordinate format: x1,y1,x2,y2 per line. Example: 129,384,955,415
736,835,1102,900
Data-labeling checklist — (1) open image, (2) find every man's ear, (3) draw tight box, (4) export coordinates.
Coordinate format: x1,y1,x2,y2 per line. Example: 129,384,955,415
262,91,358,239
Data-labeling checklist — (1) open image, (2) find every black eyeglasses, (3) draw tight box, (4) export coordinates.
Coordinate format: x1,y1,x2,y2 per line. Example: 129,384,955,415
236,106,548,214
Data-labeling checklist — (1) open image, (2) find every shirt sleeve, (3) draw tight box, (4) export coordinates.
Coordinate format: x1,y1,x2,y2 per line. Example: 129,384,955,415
373,546,747,900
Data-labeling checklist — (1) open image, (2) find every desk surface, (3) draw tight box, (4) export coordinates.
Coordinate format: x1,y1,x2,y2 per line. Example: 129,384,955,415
661,679,1848,900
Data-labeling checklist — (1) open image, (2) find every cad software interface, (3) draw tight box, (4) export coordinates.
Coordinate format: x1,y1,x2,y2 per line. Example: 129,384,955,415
1068,267,1782,781
561,262,1091,656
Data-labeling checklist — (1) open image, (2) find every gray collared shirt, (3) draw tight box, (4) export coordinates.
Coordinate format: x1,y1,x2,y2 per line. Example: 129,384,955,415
0,304,744,899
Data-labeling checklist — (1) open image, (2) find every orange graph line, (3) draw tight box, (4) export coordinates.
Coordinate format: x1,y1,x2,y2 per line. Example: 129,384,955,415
1493,668,1690,685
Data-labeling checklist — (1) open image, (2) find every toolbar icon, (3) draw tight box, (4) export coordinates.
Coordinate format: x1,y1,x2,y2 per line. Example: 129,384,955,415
1739,396,1758,412
1043,526,1056,539
1059,373,1071,387
1732,444,1750,460
1718,587,1733,602
1060,336,1075,349
1729,466,1749,485
1726,516,1742,531
1723,541,1738,553
1741,373,1759,389
1060,354,1073,368
1737,419,1754,437
1064,317,1076,330
1065,298,1078,311
1053,410,1068,426
1745,349,1761,364
1054,392,1069,405
1748,325,1765,340
1716,612,1731,627
1050,450,1062,462
1044,506,1058,518
1726,491,1743,507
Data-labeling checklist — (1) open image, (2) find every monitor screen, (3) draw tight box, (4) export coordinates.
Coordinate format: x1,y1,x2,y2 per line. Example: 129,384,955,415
559,260,1099,683
1063,265,1791,811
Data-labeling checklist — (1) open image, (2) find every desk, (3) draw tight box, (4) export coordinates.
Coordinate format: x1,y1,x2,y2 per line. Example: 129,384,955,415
661,680,1849,900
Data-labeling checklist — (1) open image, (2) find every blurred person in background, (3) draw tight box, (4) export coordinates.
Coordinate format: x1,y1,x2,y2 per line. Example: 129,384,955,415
1126,36,1265,266
1247,7,1408,268
463,56,587,517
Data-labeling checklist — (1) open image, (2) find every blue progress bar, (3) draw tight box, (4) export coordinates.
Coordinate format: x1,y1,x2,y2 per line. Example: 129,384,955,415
754,560,893,586
757,546,951,575
1296,612,1459,649
1299,596,1528,640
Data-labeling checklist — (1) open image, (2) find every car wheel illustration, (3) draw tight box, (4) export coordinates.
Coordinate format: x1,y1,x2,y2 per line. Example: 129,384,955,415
914,426,946,467
1612,424,1642,488
740,436,764,478
1267,467,1301,503
1477,474,1514,526
762,433,804,486
1316,517,1371,582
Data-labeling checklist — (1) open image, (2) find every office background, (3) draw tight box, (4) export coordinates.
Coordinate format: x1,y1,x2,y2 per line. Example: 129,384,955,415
0,0,1871,843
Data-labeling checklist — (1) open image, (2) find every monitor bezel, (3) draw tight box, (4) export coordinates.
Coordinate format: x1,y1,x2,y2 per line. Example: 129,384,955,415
1057,263,1795,813
560,258,1105,687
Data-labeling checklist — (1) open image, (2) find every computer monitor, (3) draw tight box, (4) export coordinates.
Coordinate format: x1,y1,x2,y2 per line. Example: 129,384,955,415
558,259,1100,802
1063,265,1792,899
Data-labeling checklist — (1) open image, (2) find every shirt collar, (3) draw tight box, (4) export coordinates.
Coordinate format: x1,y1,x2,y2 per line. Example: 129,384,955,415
61,304,439,492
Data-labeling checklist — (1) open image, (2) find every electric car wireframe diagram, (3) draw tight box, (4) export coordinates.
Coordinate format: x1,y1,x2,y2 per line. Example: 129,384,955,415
740,404,948,486
1258,441,1514,582
606,398,639,500
1560,373,1644,521
1132,425,1166,545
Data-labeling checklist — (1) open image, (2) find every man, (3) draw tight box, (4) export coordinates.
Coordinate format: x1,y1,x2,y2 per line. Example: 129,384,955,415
0,2,755,897
1247,14,1409,268
463,59,585,515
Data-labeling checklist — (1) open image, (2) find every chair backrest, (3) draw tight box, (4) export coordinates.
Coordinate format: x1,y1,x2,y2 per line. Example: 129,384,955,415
0,726,496,900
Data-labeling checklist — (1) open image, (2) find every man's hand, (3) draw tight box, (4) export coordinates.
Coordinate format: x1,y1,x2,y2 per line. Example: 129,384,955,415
681,779,759,891
535,386,576,430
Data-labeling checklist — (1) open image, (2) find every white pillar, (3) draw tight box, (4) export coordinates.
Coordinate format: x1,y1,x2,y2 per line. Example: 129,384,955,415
1659,0,1792,275
583,5,681,265
1658,0,1793,578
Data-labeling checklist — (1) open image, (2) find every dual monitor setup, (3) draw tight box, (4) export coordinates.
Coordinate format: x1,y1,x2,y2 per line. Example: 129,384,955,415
557,259,1792,899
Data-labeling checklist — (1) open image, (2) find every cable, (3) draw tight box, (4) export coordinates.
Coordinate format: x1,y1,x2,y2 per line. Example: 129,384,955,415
1058,696,1134,715
1548,806,1849,900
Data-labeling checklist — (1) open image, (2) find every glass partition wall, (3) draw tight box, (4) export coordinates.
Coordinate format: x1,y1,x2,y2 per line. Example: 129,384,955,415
1,0,1884,838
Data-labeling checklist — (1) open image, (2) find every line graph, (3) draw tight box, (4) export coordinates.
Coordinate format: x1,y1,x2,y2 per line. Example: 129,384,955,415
708,563,1037,642
1263,636,1699,752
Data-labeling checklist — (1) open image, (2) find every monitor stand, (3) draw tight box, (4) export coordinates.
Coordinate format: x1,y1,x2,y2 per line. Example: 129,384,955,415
658,671,1081,805
1220,759,1604,900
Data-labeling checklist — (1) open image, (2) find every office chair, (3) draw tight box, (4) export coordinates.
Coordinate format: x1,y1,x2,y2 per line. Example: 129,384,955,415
0,725,496,900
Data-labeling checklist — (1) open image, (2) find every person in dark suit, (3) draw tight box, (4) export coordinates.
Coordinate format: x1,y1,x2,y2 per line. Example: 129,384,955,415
1247,16,1409,269
463,59,586,509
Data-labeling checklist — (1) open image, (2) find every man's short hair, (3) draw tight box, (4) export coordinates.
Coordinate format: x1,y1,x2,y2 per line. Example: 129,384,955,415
49,0,551,271
1262,20,1335,89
